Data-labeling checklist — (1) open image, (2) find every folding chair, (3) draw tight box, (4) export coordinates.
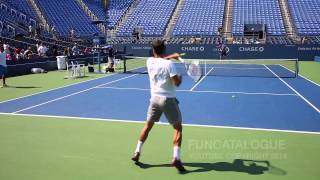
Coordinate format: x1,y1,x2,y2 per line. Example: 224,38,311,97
65,60,85,79
113,57,123,71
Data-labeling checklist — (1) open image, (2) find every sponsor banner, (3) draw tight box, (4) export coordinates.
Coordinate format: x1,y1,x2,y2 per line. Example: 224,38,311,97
112,44,320,60
297,45,320,60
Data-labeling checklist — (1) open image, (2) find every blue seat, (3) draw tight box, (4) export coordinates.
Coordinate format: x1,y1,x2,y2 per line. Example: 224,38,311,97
117,0,177,37
36,0,100,37
288,0,320,35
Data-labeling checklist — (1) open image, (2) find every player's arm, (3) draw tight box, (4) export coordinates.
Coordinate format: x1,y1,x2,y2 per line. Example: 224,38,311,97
164,53,184,60
168,59,182,87
171,75,182,87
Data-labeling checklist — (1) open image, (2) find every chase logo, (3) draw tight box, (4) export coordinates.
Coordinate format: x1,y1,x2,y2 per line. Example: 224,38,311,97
225,46,230,53
239,47,265,52
259,47,265,52
181,46,205,52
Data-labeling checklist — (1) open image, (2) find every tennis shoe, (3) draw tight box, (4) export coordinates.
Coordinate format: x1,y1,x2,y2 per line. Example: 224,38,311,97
171,158,186,173
131,152,140,162
1,84,8,88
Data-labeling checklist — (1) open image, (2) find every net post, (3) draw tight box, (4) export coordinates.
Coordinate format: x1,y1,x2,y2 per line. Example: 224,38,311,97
204,60,207,74
123,56,127,73
295,58,299,78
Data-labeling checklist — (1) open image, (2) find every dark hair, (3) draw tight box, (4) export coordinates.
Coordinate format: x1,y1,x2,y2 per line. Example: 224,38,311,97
151,39,166,55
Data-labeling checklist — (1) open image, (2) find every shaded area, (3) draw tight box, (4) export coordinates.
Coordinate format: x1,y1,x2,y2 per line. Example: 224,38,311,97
5,85,41,89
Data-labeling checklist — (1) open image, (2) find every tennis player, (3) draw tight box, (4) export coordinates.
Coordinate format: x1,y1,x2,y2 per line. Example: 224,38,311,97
218,41,228,60
106,46,115,73
131,40,186,172
0,47,7,88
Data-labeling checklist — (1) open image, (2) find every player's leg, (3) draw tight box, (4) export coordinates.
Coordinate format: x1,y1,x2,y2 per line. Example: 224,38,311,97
0,66,6,87
163,98,186,172
132,97,163,162
131,121,154,162
139,120,155,142
2,75,6,86
172,122,182,160
0,75,3,87
171,122,186,172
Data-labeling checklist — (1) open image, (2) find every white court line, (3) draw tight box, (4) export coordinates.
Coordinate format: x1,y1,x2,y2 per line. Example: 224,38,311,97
212,67,266,70
190,67,215,91
0,64,147,105
12,74,139,114
1,112,319,135
95,86,150,91
264,65,320,113
279,64,320,87
0,73,116,104
95,86,297,96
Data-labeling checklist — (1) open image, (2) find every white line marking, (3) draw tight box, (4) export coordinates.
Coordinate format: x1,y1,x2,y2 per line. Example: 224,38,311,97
95,86,297,96
12,74,139,114
0,65,145,104
212,67,267,70
264,65,320,113
279,64,320,87
1,112,319,135
185,90,297,96
190,67,214,91
95,87,150,91
0,74,113,104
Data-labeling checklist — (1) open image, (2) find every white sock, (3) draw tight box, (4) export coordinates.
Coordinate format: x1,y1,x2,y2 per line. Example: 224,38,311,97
173,146,181,160
135,140,143,154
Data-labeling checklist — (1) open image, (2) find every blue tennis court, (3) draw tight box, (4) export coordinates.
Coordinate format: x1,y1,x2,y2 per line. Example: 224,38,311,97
0,63,319,134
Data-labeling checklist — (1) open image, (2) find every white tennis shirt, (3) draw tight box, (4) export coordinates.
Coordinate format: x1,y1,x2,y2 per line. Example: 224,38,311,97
147,57,178,98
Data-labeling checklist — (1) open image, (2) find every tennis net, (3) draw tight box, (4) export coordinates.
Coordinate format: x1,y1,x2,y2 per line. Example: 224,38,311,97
123,57,299,78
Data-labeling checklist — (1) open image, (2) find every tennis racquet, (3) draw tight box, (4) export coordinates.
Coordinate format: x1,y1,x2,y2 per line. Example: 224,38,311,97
178,56,203,82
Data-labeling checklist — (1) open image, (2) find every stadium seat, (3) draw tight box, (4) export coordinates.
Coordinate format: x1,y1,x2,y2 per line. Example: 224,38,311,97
35,0,100,37
288,0,320,36
232,0,285,36
172,0,224,37
117,0,177,37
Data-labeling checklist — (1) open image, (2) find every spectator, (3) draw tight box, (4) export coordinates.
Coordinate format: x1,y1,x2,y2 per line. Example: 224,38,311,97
70,28,75,39
84,47,91,55
28,25,33,37
63,47,71,56
37,43,48,57
72,43,79,56
51,26,56,39
20,49,25,59
15,47,23,60
217,26,222,36
232,37,237,44
3,42,10,54
301,37,306,44
24,46,33,59
244,38,250,44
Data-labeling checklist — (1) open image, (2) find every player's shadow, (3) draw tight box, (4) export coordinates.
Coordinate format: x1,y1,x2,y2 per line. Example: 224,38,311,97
184,159,270,175
5,85,40,89
135,159,286,175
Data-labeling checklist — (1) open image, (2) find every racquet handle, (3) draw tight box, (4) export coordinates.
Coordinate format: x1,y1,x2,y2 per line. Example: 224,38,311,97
178,57,185,63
